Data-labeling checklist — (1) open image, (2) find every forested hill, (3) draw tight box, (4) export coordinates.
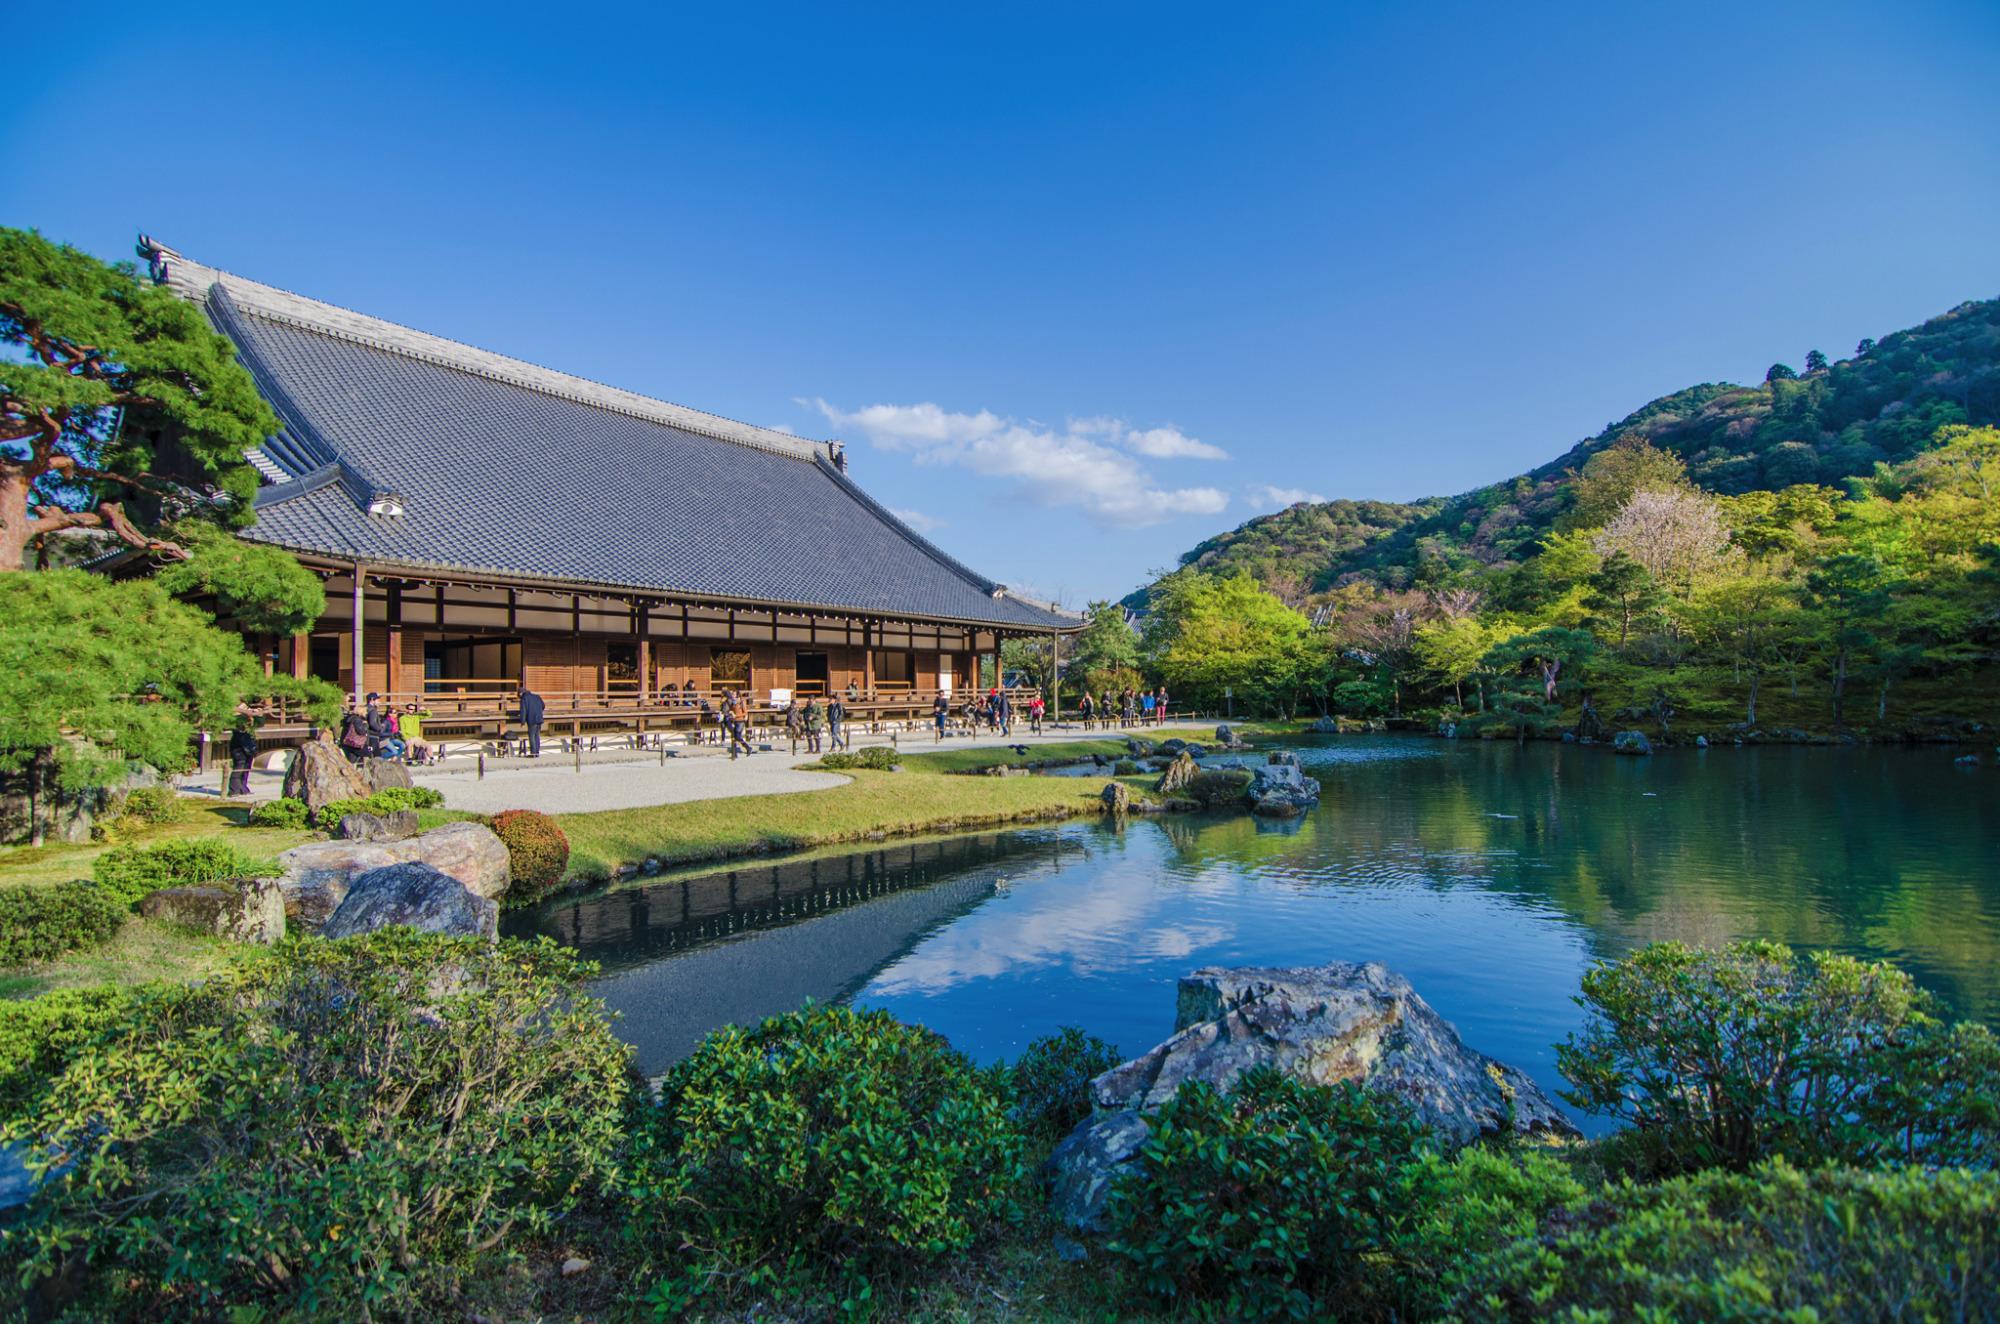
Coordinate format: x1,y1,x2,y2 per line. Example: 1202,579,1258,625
1133,296,2000,603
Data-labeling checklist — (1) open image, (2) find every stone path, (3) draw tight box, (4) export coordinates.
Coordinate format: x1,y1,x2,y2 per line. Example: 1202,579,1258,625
179,723,1216,817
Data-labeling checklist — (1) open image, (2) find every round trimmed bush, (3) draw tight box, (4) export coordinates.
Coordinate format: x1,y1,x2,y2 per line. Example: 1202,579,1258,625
0,882,128,967
114,785,190,828
490,808,570,904
629,1003,1024,1311
2,932,632,1320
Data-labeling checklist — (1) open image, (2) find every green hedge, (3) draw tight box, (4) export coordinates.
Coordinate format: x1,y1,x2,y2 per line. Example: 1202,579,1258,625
0,881,129,967
813,746,898,771
247,796,309,828
0,984,133,1122
2,932,632,1320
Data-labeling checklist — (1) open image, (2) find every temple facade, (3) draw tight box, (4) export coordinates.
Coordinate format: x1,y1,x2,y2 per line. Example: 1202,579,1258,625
141,240,1075,745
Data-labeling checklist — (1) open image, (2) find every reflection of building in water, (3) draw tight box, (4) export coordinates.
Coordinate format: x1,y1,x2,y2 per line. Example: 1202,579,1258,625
516,830,1080,1075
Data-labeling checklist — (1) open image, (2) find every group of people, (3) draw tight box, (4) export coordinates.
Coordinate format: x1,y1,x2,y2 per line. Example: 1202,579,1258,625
335,693,439,764
928,687,1047,742
1075,685,1170,729
782,694,848,755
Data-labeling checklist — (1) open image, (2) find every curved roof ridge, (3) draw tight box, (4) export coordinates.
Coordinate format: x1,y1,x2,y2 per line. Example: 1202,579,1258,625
142,237,829,463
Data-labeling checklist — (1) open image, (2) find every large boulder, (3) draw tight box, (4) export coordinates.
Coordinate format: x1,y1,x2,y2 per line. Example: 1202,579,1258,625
364,757,413,792
1100,781,1131,816
336,809,421,842
1612,730,1654,756
1245,761,1320,817
321,862,498,941
1213,724,1246,749
282,731,374,814
1310,715,1340,734
1046,961,1577,1231
1154,751,1199,795
138,877,287,944
276,821,511,933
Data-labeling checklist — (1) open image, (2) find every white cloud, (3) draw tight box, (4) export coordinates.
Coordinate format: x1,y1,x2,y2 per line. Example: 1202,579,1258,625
889,506,946,534
808,398,1231,529
1246,483,1326,510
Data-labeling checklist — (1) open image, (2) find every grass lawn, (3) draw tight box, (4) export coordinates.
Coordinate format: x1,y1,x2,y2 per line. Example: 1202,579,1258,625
897,738,1150,775
0,802,315,892
557,767,1153,881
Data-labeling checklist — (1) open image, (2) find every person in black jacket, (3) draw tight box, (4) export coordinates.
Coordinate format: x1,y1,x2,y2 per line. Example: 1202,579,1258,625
515,685,546,758
227,717,258,797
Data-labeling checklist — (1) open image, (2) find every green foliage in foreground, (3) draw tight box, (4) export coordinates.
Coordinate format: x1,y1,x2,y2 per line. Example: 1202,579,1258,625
1456,1161,2000,1320
1562,939,2000,1175
627,1002,1024,1315
2,932,632,1321
91,837,278,907
1108,1070,1433,1320
2,939,1997,1321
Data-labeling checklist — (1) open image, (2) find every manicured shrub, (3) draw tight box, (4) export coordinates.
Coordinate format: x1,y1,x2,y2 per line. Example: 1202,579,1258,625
1107,1069,1432,1320
1184,768,1252,808
0,985,133,1122
490,808,571,904
2,932,633,1321
247,795,309,828
815,745,898,771
1113,758,1140,774
1397,1145,1588,1316
629,1003,1024,1313
91,838,278,907
1559,940,1997,1174
114,784,190,827
0,881,129,967
1008,1025,1122,1139
1453,1160,2000,1320
311,785,445,829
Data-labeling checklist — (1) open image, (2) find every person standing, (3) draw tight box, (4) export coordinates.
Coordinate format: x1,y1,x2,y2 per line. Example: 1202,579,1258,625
933,692,950,743
804,698,825,753
1079,691,1095,730
227,717,257,797
1029,694,1044,734
996,688,1012,736
785,698,803,755
828,694,847,750
723,690,754,758
515,685,546,758
1155,685,1170,726
1141,689,1156,724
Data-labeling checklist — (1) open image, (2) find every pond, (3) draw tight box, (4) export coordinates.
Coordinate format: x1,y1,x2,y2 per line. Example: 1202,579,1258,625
507,736,2000,1129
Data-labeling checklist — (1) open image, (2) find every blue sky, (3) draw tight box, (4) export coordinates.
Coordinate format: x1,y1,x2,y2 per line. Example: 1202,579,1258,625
7,2,1998,603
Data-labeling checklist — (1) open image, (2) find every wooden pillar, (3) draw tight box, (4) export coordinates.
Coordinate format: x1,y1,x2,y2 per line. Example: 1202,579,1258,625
638,631,651,706
863,621,875,694
351,564,365,707
386,626,403,698
290,631,309,680
1051,629,1061,715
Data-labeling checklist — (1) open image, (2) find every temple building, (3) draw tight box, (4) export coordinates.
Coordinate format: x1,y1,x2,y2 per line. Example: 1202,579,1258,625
140,239,1075,744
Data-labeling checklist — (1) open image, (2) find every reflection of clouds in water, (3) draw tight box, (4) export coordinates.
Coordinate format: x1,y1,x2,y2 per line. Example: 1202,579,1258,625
868,864,1238,995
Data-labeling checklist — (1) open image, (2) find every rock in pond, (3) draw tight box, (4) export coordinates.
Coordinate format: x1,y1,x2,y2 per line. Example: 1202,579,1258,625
276,821,511,932
1245,761,1320,817
322,861,499,941
1045,960,1577,1231
335,808,422,842
1613,730,1654,756
1213,724,1246,749
1100,782,1131,816
1154,751,1199,795
139,877,286,944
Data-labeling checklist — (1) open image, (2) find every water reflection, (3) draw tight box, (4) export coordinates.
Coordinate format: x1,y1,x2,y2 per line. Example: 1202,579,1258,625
512,737,2000,1111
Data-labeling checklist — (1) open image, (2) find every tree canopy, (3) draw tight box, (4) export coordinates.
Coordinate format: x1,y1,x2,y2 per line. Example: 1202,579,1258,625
0,227,278,570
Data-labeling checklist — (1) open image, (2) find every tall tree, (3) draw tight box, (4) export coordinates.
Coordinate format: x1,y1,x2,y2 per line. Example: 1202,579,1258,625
1066,599,1142,694
0,229,277,571
1584,551,1662,651
1804,554,1890,731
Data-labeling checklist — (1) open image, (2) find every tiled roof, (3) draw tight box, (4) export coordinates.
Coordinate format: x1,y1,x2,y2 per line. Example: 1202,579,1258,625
146,242,1075,631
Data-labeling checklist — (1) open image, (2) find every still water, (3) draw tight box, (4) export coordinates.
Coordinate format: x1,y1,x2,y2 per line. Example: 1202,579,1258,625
509,737,1999,1126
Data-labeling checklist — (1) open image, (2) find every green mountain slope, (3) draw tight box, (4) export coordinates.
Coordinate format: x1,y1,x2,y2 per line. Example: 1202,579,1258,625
1136,297,2000,602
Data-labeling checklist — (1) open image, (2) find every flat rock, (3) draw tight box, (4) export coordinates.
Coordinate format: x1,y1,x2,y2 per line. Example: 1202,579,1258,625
364,758,413,792
336,808,422,842
138,878,287,944
322,862,498,941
